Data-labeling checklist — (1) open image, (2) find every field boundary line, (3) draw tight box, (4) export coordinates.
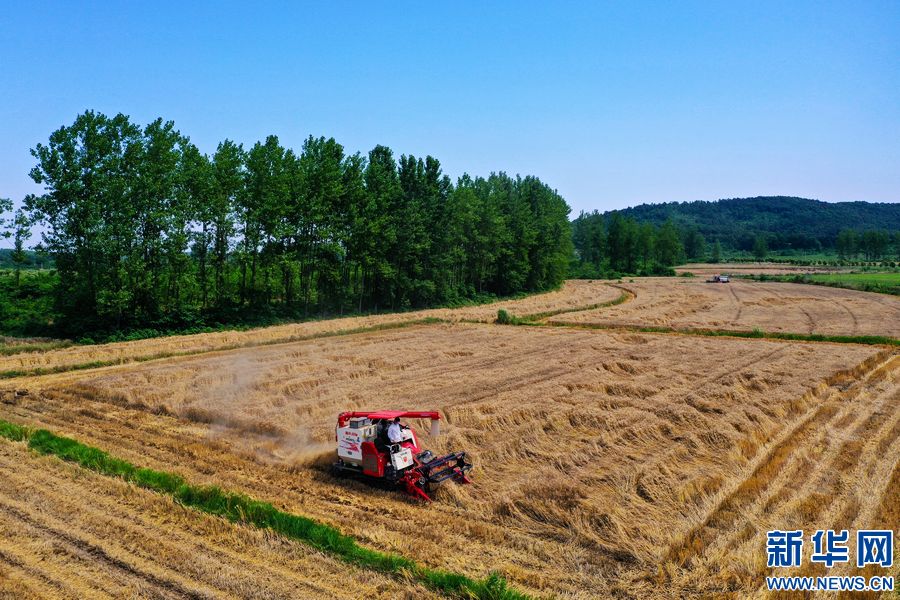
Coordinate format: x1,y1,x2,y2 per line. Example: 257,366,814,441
491,287,634,326
517,287,634,322
0,282,583,360
521,320,900,347
734,273,900,297
0,318,445,382
0,418,533,600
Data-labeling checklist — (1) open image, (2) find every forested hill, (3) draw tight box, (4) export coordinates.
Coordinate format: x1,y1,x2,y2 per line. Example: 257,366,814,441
610,196,900,251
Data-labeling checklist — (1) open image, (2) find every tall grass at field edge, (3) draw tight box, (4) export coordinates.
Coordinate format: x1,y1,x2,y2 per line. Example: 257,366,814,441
0,420,531,600
0,341,74,356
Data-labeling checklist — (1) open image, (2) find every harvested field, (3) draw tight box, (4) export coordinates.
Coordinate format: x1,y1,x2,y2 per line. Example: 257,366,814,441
676,263,853,277
550,278,900,338
0,279,620,377
0,439,435,600
3,319,896,598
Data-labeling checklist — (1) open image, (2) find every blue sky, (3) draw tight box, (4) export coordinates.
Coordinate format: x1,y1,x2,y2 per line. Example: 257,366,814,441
1,0,898,223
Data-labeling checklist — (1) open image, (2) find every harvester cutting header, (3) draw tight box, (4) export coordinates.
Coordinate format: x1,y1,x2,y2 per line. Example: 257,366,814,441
333,410,472,501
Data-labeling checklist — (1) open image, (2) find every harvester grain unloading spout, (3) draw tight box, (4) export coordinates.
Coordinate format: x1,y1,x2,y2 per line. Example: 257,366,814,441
332,410,472,501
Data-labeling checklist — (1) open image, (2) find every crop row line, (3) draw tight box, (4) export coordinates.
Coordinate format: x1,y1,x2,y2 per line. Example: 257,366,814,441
0,417,531,600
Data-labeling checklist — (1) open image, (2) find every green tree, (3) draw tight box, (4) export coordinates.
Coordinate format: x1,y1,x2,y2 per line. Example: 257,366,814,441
182,143,214,308
20,110,579,339
571,211,605,270
10,208,32,287
339,152,368,312
605,212,639,273
752,235,768,260
0,200,33,286
636,222,655,271
133,118,192,317
363,145,401,309
397,155,436,306
836,229,857,259
683,227,707,261
654,220,683,267
295,136,346,311
241,135,291,305
0,198,12,232
491,174,535,294
27,111,144,332
210,141,244,308
860,230,890,261
710,240,722,263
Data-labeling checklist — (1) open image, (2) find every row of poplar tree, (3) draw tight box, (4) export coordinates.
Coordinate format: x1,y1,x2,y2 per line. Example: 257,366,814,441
23,111,572,333
835,229,896,260
570,211,690,276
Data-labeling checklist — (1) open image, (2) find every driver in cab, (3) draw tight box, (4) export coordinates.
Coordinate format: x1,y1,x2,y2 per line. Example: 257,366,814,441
387,417,407,447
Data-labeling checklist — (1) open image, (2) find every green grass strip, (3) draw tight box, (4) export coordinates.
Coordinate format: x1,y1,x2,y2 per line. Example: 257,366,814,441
0,341,74,356
0,318,443,380
0,419,531,599
540,321,900,346
494,287,634,326
0,419,29,442
516,289,633,322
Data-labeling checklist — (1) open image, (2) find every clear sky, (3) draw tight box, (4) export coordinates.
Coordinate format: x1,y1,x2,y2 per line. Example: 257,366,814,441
1,0,898,220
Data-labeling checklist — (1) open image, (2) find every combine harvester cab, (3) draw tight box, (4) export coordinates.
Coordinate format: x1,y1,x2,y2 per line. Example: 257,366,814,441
333,410,472,501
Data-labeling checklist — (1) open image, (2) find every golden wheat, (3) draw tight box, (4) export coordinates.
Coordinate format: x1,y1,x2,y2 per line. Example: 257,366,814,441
3,319,895,598
551,278,900,337
0,279,620,378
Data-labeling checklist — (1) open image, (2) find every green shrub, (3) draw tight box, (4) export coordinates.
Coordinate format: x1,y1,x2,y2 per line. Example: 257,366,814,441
496,309,516,325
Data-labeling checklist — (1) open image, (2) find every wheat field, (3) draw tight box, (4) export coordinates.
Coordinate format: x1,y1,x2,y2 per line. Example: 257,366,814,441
676,263,853,277
550,277,900,337
0,280,620,377
1,278,898,598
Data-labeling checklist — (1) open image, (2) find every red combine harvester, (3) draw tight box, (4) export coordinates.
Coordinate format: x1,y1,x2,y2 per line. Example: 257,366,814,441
332,410,473,501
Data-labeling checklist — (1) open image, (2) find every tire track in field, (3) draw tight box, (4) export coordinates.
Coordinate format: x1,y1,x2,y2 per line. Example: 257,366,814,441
0,545,78,600
763,283,817,333
727,284,743,323
0,498,206,600
835,300,860,335
0,451,342,600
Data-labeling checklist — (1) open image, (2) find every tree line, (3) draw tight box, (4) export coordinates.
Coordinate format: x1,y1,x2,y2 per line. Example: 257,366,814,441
571,211,687,277
11,111,572,336
609,196,900,252
572,210,899,276
835,229,897,260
